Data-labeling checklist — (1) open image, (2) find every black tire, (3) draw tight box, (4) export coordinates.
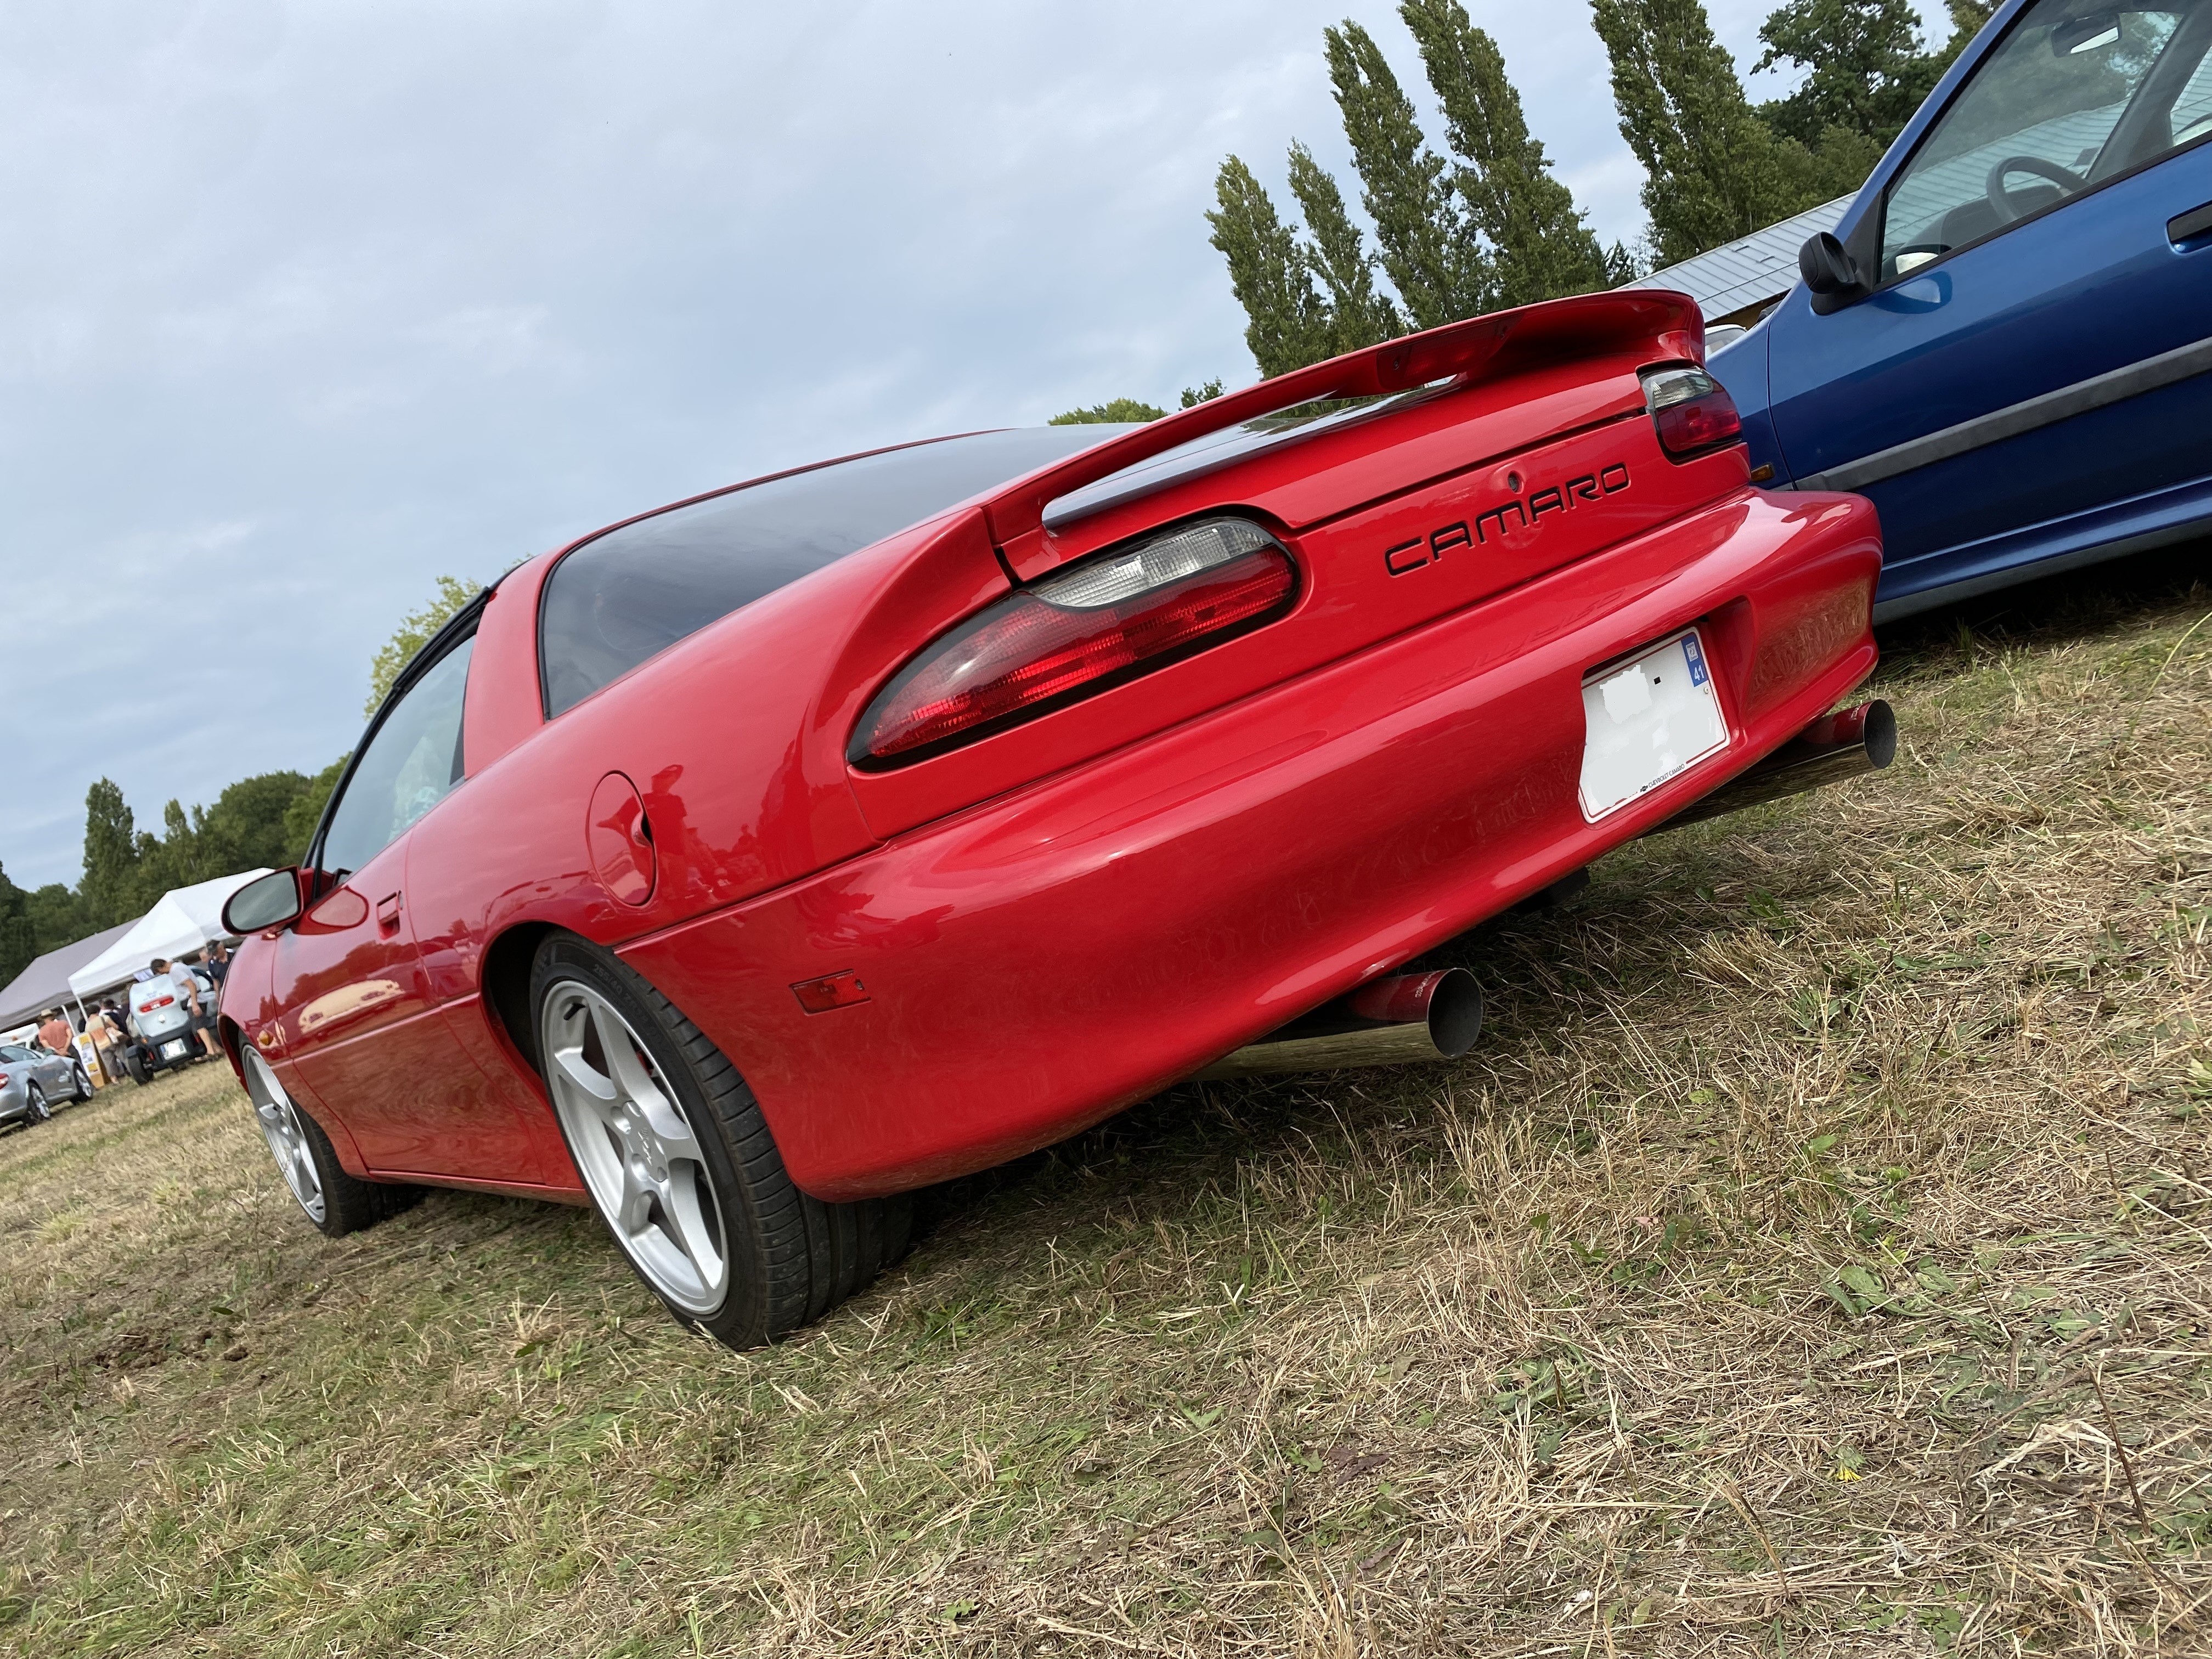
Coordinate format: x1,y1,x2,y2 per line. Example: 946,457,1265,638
24,1084,49,1125
70,1064,92,1103
234,1040,423,1238
296,1103,425,1238
126,1049,152,1086
529,934,910,1350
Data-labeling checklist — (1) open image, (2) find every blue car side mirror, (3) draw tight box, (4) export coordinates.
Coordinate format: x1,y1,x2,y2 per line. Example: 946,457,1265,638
1800,233,1867,314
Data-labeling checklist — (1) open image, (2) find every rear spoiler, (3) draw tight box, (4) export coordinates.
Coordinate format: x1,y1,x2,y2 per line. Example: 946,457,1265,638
984,289,1706,552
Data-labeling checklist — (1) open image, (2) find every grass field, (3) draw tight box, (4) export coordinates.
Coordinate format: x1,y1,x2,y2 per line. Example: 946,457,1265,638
3,554,2208,1657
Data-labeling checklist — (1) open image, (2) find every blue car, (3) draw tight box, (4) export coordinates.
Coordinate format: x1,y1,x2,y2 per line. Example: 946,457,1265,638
1711,0,2212,620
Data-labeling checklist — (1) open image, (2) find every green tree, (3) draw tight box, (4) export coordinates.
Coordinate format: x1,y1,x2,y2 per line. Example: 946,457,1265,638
1400,0,1616,308
1285,140,1404,352
1940,0,1999,65
0,864,36,988
1180,380,1226,407
283,758,348,866
1049,398,1168,424
366,575,479,716
78,778,142,930
196,771,313,873
1591,0,1840,268
25,885,87,955
1325,20,1490,329
1207,156,1338,377
1754,0,1944,151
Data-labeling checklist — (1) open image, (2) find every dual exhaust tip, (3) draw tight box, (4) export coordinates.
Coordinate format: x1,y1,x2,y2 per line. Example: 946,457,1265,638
1196,698,1896,1081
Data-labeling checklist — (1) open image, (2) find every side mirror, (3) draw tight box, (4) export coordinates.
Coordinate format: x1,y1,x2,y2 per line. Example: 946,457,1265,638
223,868,306,935
1799,232,1866,313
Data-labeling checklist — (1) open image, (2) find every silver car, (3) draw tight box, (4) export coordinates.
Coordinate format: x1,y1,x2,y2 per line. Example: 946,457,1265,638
0,1041,91,1129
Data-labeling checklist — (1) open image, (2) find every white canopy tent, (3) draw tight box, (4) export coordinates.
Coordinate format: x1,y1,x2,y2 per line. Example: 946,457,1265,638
67,870,274,1001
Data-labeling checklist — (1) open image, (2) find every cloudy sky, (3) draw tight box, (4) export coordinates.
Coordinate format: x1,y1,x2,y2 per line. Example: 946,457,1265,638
0,0,1935,890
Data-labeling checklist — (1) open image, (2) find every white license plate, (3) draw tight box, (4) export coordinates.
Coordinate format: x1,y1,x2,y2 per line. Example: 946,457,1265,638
1578,629,1729,821
161,1040,188,1060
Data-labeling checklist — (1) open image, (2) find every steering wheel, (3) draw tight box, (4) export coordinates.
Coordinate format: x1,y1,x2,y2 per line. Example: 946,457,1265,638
1985,154,2085,222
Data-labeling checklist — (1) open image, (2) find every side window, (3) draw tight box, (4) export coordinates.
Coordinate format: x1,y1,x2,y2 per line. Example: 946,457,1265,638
319,636,475,878
1881,3,2206,277
2174,40,2212,139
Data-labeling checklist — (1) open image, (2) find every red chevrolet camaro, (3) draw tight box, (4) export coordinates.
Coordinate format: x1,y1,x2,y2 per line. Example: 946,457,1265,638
219,292,1888,1348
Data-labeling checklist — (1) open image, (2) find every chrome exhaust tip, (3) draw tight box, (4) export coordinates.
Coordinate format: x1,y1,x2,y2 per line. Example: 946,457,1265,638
1655,698,1897,832
1197,967,1484,1080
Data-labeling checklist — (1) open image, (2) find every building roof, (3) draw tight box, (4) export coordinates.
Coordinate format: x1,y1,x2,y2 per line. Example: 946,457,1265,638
0,919,142,1029
1623,195,1853,325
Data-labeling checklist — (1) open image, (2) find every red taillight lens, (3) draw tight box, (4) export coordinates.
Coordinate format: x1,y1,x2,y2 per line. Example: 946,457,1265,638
853,516,1297,768
1641,365,1742,460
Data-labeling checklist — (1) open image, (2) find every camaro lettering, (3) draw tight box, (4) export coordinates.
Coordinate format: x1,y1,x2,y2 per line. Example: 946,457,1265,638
1384,461,1632,575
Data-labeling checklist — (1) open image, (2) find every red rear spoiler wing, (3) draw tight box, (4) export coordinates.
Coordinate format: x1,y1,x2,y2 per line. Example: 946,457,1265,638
983,289,1706,552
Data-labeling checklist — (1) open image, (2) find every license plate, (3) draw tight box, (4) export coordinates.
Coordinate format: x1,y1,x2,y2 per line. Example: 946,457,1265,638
1578,629,1729,821
161,1040,187,1060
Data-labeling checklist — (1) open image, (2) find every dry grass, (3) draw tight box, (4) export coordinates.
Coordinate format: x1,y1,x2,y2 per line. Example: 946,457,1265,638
2,554,2208,1657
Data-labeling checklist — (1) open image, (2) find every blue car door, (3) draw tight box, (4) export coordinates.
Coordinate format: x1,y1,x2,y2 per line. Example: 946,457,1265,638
1762,0,2212,616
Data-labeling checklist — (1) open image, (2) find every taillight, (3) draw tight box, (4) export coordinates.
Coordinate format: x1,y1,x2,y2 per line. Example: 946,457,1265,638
144,995,173,1011
851,516,1298,768
1640,365,1742,460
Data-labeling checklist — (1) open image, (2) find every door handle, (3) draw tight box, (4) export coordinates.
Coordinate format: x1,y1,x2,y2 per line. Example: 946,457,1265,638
376,893,402,935
2169,202,2212,245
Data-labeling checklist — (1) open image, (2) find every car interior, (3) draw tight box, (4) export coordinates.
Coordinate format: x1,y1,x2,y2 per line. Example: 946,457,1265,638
1879,1,2212,281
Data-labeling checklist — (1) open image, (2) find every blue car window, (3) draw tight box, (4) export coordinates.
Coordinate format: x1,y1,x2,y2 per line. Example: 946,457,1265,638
2174,42,2212,137
1881,4,2207,278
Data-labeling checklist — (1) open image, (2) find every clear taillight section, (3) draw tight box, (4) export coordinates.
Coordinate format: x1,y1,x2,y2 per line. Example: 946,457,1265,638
1640,365,1742,460
851,516,1297,768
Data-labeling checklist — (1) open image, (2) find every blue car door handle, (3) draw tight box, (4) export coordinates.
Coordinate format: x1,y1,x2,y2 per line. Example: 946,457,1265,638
2170,202,2212,245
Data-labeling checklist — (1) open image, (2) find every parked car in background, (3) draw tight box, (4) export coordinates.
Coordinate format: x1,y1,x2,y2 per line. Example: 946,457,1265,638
0,1041,90,1129
1711,0,2212,619
125,972,216,1084
217,289,1897,1351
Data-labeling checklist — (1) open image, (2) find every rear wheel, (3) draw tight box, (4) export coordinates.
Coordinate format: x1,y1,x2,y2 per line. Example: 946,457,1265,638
531,934,910,1350
126,1049,151,1086
24,1084,49,1125
241,1048,421,1236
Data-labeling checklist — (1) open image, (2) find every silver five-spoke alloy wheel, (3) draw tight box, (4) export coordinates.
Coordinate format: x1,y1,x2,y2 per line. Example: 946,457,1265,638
540,979,729,1316
244,1049,326,1224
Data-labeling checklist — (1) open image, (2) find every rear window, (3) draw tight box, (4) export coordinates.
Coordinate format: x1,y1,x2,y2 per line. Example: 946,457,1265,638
538,427,1130,718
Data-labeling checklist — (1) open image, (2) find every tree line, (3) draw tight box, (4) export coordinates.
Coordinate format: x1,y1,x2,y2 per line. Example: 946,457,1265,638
1205,0,1994,379
0,575,481,990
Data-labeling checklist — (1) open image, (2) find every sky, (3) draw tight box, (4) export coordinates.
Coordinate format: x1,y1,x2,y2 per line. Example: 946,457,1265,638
0,0,1937,891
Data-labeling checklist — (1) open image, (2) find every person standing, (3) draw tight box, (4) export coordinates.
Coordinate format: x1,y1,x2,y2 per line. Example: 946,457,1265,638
150,957,222,1059
37,1008,72,1056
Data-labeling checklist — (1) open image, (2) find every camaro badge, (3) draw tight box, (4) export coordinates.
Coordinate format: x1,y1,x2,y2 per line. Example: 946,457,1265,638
1385,462,1630,575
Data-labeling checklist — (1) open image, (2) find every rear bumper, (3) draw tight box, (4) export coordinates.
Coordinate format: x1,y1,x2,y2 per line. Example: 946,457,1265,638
625,488,1883,1199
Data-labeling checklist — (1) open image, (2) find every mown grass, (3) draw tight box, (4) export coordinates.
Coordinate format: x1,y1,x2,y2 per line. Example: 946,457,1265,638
2,552,2208,1657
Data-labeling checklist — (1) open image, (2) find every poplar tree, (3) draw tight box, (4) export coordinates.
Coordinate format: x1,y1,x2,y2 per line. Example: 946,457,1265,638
1206,156,1336,379
1285,141,1403,354
1590,0,1827,268
78,778,142,929
1324,20,1491,329
1400,0,1617,308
